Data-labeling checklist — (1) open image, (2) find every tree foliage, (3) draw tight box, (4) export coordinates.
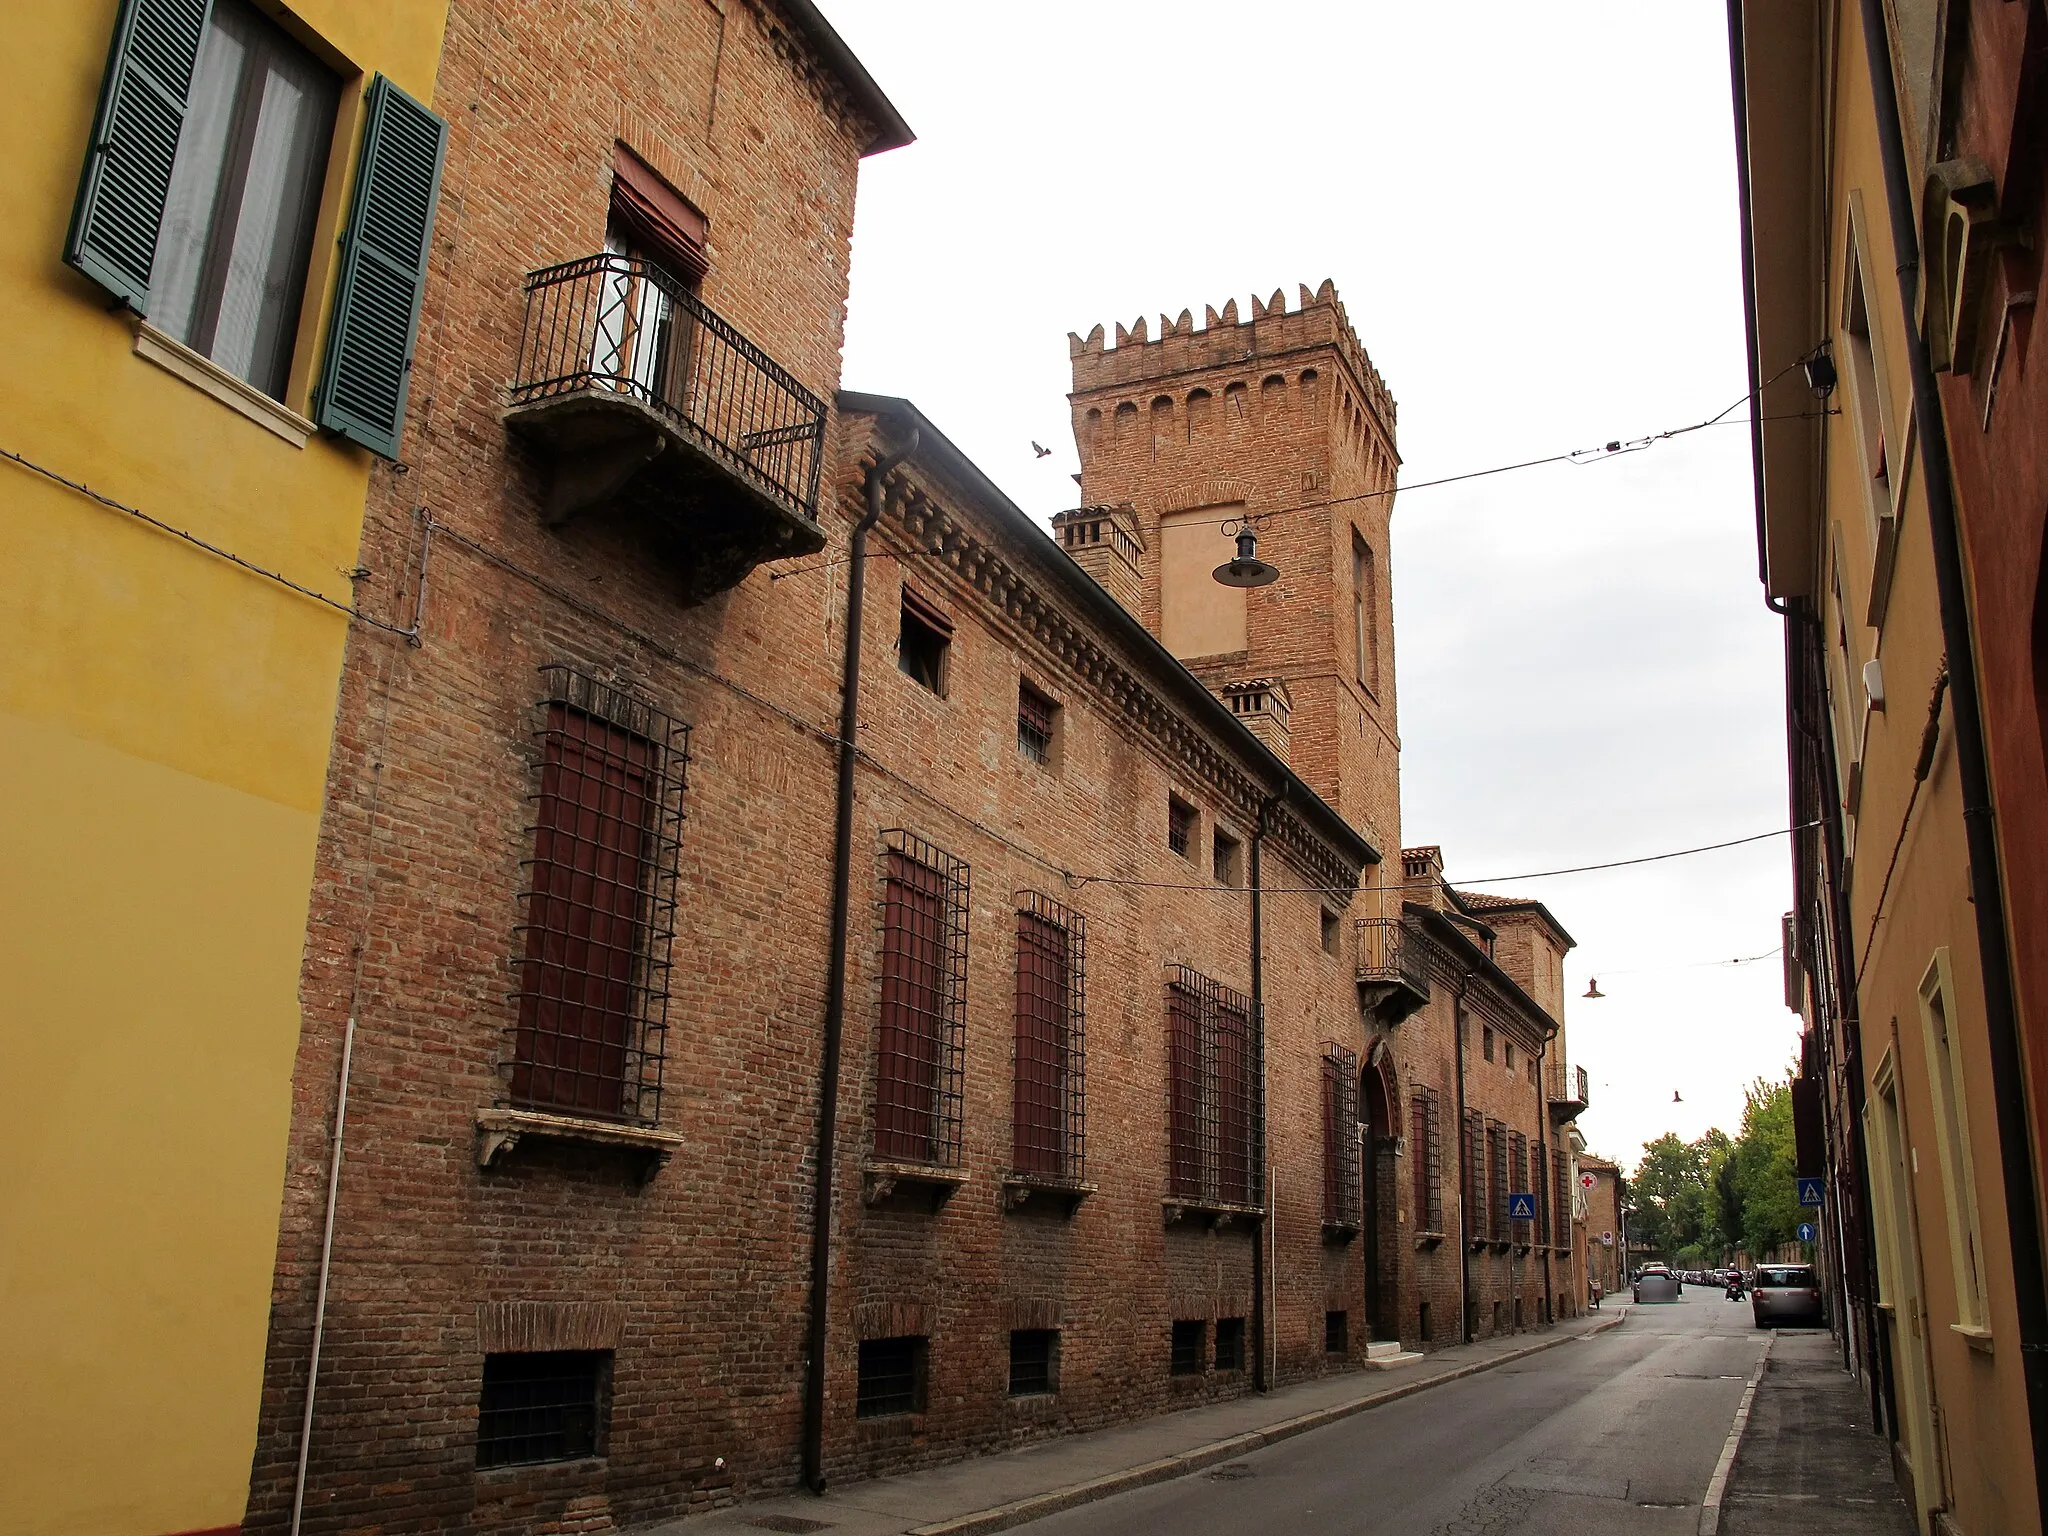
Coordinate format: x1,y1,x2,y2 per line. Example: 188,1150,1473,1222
1626,1070,1800,1264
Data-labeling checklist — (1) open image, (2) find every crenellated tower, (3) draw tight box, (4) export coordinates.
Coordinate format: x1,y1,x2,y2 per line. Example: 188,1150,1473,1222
1065,281,1402,865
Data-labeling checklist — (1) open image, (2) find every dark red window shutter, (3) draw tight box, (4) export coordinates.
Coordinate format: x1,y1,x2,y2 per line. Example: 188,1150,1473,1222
1012,911,1069,1176
1216,1003,1252,1207
875,851,946,1162
1167,985,1202,1200
512,704,656,1116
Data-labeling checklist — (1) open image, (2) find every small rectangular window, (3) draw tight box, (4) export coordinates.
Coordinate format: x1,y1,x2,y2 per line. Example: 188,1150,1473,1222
1481,1026,1495,1063
898,588,951,695
856,1336,927,1418
1212,827,1243,887
1215,1316,1246,1372
1419,1301,1433,1342
1167,795,1195,859
476,1351,609,1468
1325,1310,1348,1354
1321,908,1340,955
1170,1319,1206,1376
1008,1329,1058,1396
1503,1041,1516,1072
1017,681,1056,765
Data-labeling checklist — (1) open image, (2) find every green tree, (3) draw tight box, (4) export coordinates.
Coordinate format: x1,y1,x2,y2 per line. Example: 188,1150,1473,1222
1728,1076,1801,1259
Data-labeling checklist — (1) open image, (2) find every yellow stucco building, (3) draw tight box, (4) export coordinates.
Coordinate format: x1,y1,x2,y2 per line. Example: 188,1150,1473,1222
0,2,449,1531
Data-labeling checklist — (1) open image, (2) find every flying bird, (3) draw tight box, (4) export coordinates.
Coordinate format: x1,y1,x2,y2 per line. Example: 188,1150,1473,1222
1031,441,1051,458
1673,1091,1684,1103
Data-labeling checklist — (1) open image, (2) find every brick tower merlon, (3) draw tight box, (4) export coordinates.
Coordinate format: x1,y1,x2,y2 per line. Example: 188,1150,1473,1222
1068,280,1399,455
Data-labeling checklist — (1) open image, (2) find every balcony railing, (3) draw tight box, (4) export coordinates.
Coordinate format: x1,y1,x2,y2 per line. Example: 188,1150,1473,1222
505,254,829,606
1355,916,1429,1022
1548,1062,1590,1117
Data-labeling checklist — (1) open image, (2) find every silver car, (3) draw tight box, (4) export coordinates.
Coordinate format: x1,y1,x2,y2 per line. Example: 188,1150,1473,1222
1752,1264,1823,1327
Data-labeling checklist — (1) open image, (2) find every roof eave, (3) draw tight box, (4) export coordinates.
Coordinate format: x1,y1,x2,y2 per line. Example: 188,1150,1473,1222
779,0,915,155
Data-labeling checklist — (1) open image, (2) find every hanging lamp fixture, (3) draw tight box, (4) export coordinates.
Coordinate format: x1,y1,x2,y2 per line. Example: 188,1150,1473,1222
1213,516,1279,588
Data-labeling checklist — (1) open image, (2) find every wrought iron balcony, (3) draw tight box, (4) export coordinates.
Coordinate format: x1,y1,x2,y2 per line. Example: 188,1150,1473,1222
505,253,828,603
1355,916,1429,1024
1548,1062,1590,1120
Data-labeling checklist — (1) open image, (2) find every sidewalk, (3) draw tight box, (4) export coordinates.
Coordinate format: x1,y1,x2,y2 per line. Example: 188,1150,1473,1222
642,1307,1630,1536
1715,1329,1913,1535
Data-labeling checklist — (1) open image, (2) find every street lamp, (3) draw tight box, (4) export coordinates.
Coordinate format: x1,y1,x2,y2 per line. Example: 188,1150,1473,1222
1213,517,1279,588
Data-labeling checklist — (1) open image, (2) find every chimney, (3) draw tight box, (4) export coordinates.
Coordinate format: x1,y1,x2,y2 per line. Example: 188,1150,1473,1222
1051,504,1143,616
1220,676,1292,763
1402,845,1447,909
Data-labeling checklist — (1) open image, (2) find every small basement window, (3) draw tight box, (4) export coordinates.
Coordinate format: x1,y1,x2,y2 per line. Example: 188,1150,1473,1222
857,1335,927,1418
1325,1310,1348,1354
898,588,951,695
1213,827,1243,888
1168,796,1196,860
1018,681,1056,765
1009,1328,1058,1396
476,1350,609,1468
1215,1316,1247,1372
1321,908,1340,955
1170,1319,1206,1376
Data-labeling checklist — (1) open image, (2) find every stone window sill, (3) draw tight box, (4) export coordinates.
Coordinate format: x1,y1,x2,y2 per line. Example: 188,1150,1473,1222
1322,1219,1361,1245
133,322,316,447
1950,1322,1994,1354
1414,1230,1447,1250
474,1107,682,1180
862,1158,967,1207
1002,1172,1096,1214
1162,1196,1264,1229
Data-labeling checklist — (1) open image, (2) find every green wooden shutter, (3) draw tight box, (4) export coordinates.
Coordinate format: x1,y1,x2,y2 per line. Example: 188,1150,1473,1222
65,0,214,309
315,75,446,460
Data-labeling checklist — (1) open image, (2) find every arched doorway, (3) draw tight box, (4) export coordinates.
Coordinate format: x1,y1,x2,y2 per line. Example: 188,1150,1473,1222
1360,1045,1399,1342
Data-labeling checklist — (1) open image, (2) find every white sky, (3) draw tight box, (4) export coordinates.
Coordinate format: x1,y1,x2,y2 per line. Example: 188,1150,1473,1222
823,0,1802,1173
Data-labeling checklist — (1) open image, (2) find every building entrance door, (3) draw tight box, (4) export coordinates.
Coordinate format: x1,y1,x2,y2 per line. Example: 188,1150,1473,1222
1362,1053,1399,1341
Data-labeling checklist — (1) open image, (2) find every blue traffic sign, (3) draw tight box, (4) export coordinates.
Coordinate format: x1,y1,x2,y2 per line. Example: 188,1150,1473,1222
1508,1192,1537,1221
1796,1176,1826,1207
1797,1222,1817,1242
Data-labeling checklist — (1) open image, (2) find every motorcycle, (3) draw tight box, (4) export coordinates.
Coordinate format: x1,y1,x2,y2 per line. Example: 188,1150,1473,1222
1725,1277,1746,1300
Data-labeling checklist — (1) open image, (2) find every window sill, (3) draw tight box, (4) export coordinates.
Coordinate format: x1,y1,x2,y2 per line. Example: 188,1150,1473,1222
862,1158,967,1208
1162,1196,1264,1229
133,322,316,447
1002,1172,1096,1214
474,1107,682,1179
1950,1322,1995,1354
1414,1230,1447,1250
1322,1220,1361,1245
475,1455,607,1484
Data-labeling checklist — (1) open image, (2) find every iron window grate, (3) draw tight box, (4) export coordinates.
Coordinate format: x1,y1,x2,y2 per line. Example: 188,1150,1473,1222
872,831,969,1167
1167,796,1195,859
1012,891,1087,1182
1533,1142,1550,1244
856,1336,926,1418
1214,1316,1246,1372
1463,1108,1486,1238
1008,1329,1057,1396
1488,1121,1509,1243
1170,1319,1206,1376
1017,682,1055,764
1166,966,1263,1210
1412,1087,1444,1232
476,1350,609,1468
1325,1310,1348,1354
1510,1131,1529,1235
507,667,688,1126
1322,1043,1360,1225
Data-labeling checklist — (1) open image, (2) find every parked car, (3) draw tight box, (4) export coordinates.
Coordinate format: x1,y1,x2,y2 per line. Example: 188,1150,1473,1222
1634,1264,1681,1304
1752,1264,1824,1327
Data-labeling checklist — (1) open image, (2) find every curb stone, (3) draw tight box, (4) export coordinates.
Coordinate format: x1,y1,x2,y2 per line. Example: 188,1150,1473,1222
906,1310,1633,1536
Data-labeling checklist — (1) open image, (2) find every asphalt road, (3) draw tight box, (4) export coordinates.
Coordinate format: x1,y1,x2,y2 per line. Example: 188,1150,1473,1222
1025,1287,1767,1536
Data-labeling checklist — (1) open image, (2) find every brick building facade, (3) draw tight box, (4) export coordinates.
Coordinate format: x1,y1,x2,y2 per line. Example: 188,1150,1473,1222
237,5,1594,1530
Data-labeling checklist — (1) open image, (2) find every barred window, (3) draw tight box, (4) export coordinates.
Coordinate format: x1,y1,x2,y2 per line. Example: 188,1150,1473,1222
1411,1088,1443,1232
510,668,687,1124
1462,1108,1485,1239
857,1336,927,1418
1510,1131,1529,1236
1215,1316,1247,1372
873,832,969,1167
476,1351,609,1468
1012,893,1086,1182
1170,1319,1206,1376
1322,1043,1360,1228
1167,966,1262,1210
1488,1122,1509,1243
1009,1329,1058,1396
1017,681,1056,765
1533,1142,1550,1244
1554,1153,1573,1252
1167,795,1196,859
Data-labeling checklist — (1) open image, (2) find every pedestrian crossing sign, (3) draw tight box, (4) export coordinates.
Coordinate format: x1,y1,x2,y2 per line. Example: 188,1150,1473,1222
1508,1192,1537,1221
1796,1176,1826,1207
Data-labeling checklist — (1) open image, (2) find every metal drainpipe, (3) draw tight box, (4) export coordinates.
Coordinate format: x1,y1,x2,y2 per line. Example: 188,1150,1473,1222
1724,0,1791,618
1854,0,2048,1516
1249,788,1282,1392
1452,970,1474,1344
1535,1025,1555,1321
801,428,917,1494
